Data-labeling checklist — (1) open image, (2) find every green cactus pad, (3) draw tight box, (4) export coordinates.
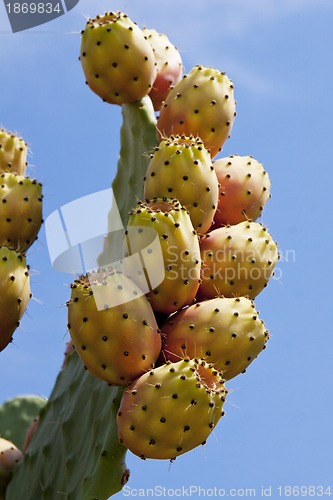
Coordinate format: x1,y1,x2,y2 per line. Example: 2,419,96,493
6,352,128,499
99,96,158,268
0,395,46,450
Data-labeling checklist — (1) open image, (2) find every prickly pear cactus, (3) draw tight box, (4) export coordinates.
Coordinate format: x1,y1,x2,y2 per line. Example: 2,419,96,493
5,7,280,497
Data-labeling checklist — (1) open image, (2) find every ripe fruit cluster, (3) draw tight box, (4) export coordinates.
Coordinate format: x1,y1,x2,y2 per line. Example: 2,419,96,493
70,11,279,461
0,129,43,352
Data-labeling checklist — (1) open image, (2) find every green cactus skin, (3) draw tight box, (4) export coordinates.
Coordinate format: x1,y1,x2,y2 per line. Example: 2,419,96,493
6,352,129,500
0,437,23,499
117,358,227,460
198,221,279,300
124,198,201,314
161,296,269,380
80,12,157,105
213,155,271,227
0,129,27,176
157,65,236,159
0,395,46,450
99,96,158,269
0,247,31,352
0,173,43,252
67,272,162,386
142,28,183,111
143,136,219,233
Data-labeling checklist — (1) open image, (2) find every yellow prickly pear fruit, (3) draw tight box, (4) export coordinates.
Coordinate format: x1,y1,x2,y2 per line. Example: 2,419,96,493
0,129,27,176
143,28,183,111
117,358,227,460
0,247,31,352
0,437,23,495
198,221,279,300
67,271,162,386
157,65,236,158
143,135,218,233
80,11,157,105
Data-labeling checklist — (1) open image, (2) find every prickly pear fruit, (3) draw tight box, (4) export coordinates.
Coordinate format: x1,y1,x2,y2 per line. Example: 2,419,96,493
157,65,236,158
142,28,183,111
124,199,201,314
67,271,162,386
0,438,23,495
213,155,271,227
117,358,227,459
0,129,27,176
0,173,43,252
143,136,219,233
161,296,269,380
0,247,31,352
198,221,279,300
80,11,157,105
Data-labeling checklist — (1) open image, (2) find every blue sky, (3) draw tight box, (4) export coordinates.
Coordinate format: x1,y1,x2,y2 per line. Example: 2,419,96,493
1,0,333,498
